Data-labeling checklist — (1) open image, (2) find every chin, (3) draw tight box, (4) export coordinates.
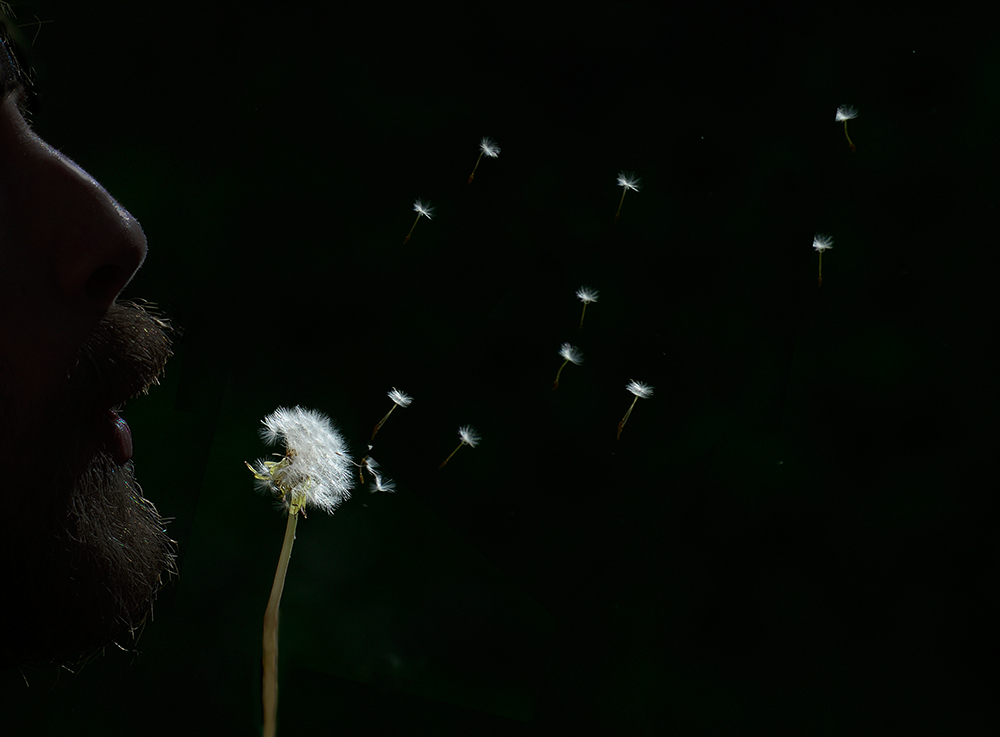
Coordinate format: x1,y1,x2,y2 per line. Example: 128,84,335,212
1,422,177,669
0,301,176,669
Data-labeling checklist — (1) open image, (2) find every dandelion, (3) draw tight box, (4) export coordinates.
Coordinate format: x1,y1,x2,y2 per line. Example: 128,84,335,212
468,136,500,184
812,233,833,287
372,387,413,440
617,380,653,439
836,105,858,152
576,286,598,330
403,199,434,244
245,406,355,737
615,171,640,222
552,342,583,390
439,425,480,468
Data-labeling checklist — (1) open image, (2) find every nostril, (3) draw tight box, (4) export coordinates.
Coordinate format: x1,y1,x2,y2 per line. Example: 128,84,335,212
85,263,126,303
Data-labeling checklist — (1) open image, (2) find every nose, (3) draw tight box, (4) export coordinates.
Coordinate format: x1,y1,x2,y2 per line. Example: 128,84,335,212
50,156,148,314
0,95,147,317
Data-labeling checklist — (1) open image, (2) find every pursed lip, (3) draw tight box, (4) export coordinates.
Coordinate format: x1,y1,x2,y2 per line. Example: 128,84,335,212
102,408,133,465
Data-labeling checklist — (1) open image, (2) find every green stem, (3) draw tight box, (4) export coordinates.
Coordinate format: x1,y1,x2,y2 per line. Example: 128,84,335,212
615,189,627,222
372,403,397,440
439,442,463,469
263,511,299,737
617,396,639,439
553,359,570,390
404,213,421,244
469,151,484,184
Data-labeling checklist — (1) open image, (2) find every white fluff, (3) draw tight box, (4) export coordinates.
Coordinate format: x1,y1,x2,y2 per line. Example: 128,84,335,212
253,406,354,515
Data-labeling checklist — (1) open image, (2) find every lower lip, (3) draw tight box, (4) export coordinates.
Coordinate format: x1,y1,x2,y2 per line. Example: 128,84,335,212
103,409,133,465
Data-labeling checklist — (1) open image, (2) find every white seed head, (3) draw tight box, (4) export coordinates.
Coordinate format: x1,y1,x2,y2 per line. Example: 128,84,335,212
559,342,583,365
576,286,599,304
413,199,434,219
254,406,354,515
617,171,641,192
812,233,834,252
479,136,500,157
388,387,413,408
458,425,480,448
836,105,858,122
626,380,654,399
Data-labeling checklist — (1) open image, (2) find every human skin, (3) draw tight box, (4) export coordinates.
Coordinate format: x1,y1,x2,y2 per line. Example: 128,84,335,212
0,93,147,411
1,38,176,668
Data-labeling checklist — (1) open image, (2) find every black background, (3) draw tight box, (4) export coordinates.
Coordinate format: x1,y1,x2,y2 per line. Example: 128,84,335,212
2,1,996,733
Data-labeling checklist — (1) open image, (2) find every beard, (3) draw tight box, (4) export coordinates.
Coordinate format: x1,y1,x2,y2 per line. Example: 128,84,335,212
0,301,176,669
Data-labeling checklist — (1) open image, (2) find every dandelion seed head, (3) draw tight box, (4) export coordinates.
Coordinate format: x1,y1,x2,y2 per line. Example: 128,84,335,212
458,425,480,448
836,105,858,122
559,343,584,365
479,136,500,157
812,233,834,252
626,380,654,399
576,286,599,304
388,387,413,407
413,199,434,219
254,406,354,515
617,171,641,192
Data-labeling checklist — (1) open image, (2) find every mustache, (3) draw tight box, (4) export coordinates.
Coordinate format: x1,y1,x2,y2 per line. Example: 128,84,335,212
64,300,174,412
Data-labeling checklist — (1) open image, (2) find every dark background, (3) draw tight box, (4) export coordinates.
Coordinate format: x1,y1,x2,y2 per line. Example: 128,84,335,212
2,1,996,733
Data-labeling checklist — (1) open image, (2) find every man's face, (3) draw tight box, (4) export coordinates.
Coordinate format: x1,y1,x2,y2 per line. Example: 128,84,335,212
1,35,174,668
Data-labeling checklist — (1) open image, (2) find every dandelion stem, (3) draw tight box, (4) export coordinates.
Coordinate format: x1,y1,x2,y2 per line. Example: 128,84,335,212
818,252,823,288
262,510,299,737
439,442,463,469
468,151,484,184
403,213,422,245
614,189,627,223
617,396,640,440
552,359,571,390
372,405,398,440
844,122,855,153
579,303,588,330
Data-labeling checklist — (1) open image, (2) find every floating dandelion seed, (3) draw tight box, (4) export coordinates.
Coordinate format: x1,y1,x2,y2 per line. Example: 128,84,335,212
836,105,858,152
403,199,434,244
370,475,397,494
245,406,355,737
439,425,480,468
468,136,500,184
617,380,653,439
576,286,598,330
552,342,583,390
372,387,413,440
361,454,396,493
812,233,833,287
615,171,640,222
